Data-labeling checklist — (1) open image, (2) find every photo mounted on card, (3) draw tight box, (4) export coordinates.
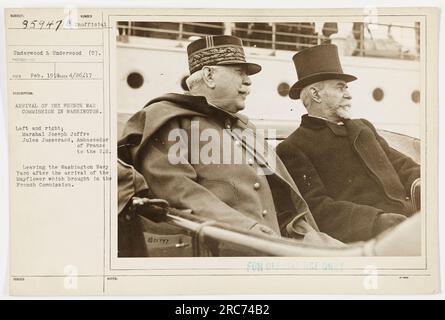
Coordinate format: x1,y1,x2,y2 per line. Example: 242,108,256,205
6,7,440,295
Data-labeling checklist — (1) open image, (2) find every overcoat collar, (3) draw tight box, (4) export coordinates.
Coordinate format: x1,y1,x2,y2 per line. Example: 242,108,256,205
300,115,367,146
342,119,406,206
342,118,365,144
119,94,317,230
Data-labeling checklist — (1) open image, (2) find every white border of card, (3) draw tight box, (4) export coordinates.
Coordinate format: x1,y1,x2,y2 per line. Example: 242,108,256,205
3,5,441,296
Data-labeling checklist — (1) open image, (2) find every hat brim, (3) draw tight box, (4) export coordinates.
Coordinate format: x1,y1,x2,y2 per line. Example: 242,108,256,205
216,61,262,76
289,72,357,100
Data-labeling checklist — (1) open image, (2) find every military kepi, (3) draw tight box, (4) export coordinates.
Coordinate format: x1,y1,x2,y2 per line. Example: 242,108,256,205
289,44,357,100
187,35,261,76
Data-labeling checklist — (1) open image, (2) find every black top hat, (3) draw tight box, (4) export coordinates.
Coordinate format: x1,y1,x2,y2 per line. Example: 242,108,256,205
288,44,357,100
187,35,261,76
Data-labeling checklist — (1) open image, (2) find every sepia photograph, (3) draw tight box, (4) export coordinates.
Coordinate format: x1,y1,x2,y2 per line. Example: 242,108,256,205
116,19,422,258
3,4,440,296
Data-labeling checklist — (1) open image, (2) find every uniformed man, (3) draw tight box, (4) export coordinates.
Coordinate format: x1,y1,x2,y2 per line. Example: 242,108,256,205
118,35,341,245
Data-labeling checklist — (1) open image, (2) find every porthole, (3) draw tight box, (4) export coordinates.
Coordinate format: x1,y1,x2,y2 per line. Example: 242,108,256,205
277,82,290,97
127,72,144,89
411,90,420,104
372,88,384,102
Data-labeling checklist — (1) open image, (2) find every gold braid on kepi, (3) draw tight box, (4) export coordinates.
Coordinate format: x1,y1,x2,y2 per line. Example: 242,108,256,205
186,35,261,76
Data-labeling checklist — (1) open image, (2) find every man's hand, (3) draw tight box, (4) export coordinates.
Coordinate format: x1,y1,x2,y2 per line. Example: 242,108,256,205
250,223,280,237
372,213,407,237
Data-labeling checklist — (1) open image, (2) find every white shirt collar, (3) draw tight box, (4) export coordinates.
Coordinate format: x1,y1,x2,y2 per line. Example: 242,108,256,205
307,114,344,126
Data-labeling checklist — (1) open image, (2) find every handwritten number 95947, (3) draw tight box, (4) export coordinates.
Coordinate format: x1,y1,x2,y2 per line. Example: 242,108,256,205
22,20,63,31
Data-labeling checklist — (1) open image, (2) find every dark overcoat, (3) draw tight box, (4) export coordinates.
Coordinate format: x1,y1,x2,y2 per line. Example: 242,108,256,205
276,115,420,242
118,94,334,242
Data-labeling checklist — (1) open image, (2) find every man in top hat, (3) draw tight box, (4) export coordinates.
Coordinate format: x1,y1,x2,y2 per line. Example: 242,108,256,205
276,44,420,243
119,36,341,245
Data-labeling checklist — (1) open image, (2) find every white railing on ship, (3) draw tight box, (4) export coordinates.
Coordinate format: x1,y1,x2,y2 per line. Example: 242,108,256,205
117,22,420,60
